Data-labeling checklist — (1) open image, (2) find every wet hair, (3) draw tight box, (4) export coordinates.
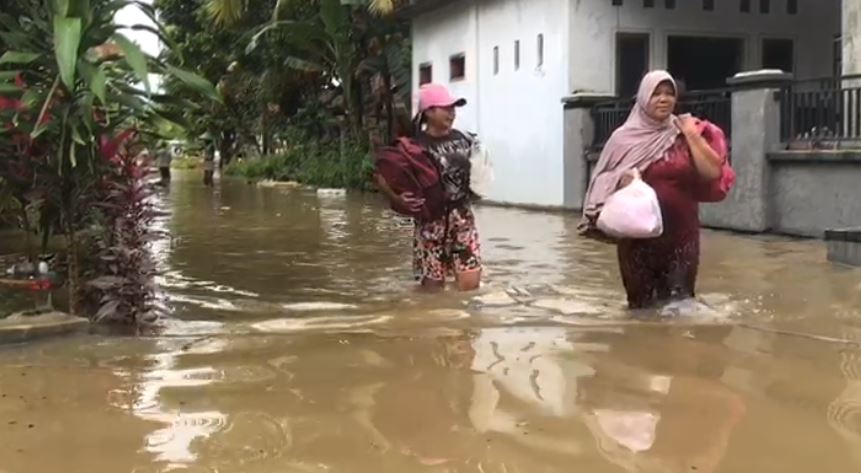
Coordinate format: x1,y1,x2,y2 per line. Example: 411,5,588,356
411,112,427,138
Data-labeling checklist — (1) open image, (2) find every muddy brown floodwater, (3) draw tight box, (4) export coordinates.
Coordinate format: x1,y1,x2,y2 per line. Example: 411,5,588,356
2,172,861,473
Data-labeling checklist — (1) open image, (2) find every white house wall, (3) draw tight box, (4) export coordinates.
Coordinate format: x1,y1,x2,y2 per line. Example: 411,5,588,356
412,2,479,130
570,0,841,94
412,0,570,207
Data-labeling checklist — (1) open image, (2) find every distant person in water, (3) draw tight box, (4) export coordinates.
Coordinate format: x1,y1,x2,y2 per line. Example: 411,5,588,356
156,141,172,185
203,140,215,186
375,84,482,291
580,70,735,309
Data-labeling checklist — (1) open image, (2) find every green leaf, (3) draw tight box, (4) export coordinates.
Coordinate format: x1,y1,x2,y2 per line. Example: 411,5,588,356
0,84,23,94
69,141,77,168
90,67,107,105
112,33,150,94
69,0,92,23
21,89,41,110
0,71,21,82
127,24,179,59
284,57,324,72
0,51,41,65
154,108,192,129
79,93,96,134
53,0,70,16
163,65,222,104
320,0,347,38
108,91,146,111
54,16,83,89
71,123,86,145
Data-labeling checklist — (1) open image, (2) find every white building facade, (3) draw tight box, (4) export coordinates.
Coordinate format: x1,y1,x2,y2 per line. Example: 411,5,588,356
410,0,842,208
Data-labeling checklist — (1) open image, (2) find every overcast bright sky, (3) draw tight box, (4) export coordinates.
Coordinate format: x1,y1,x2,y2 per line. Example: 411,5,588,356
113,0,163,90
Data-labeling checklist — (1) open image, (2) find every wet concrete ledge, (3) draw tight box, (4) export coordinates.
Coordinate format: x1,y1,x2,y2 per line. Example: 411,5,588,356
768,150,861,163
825,228,861,266
0,312,89,344
478,199,577,214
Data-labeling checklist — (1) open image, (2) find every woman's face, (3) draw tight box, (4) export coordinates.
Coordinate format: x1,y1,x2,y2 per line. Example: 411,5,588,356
646,81,677,121
424,105,456,131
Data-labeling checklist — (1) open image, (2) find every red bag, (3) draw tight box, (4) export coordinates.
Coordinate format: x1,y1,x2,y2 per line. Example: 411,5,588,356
374,137,448,221
692,120,735,203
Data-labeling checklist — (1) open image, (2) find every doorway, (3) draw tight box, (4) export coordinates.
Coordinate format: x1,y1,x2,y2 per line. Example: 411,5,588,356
667,36,744,90
616,33,650,99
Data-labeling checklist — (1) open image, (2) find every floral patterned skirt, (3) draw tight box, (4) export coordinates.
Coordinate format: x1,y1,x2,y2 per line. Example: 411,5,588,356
413,206,481,282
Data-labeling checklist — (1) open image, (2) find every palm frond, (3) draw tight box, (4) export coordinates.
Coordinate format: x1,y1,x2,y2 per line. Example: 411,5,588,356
205,0,247,27
366,0,396,15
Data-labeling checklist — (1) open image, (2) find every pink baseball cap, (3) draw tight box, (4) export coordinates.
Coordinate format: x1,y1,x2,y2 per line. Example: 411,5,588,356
417,83,466,114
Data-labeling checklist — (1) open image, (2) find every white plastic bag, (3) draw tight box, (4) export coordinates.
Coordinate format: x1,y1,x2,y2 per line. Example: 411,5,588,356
596,173,663,239
469,141,494,198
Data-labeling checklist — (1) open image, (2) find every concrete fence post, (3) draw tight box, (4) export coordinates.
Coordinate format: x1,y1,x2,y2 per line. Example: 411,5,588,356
561,93,615,211
699,71,793,232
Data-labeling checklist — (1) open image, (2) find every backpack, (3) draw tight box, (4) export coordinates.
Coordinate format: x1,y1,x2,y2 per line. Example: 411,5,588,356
374,137,448,221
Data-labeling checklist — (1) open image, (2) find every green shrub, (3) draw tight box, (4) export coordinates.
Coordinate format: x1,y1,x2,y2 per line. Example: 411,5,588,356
171,155,203,170
225,134,374,190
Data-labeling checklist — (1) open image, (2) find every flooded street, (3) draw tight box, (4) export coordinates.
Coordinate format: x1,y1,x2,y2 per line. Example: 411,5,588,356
2,172,861,473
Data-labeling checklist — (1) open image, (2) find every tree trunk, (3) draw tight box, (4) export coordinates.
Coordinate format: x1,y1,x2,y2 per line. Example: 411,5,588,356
382,72,394,142
62,205,79,316
20,207,35,265
261,111,271,155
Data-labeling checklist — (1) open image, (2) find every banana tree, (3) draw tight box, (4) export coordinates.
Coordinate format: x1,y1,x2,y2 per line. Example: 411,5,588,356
0,0,220,315
247,0,370,137
205,0,404,26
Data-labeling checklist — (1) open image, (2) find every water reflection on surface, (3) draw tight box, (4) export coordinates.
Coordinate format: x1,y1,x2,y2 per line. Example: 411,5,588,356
1,172,861,472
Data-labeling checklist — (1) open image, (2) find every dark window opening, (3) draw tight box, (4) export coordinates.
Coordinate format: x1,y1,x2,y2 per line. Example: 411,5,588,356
787,0,798,14
762,38,793,72
759,0,770,14
514,40,520,70
668,35,744,90
493,46,499,75
644,0,655,7
740,0,751,13
834,35,843,77
612,0,622,6
537,34,544,68
616,33,650,98
419,63,432,85
449,54,465,81
665,0,676,9
703,0,714,11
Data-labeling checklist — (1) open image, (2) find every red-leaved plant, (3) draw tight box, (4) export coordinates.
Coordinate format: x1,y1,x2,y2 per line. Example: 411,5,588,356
85,131,162,326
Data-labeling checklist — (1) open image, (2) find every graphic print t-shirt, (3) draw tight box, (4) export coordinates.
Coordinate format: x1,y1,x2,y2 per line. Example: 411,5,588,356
416,130,475,204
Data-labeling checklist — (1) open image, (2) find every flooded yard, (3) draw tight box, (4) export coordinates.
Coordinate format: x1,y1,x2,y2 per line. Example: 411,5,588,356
2,172,861,472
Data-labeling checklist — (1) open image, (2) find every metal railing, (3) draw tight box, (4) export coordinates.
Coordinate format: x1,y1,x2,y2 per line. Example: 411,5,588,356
589,88,733,150
779,74,861,148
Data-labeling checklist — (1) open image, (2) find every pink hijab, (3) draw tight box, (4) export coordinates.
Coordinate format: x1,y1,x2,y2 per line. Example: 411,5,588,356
581,70,681,223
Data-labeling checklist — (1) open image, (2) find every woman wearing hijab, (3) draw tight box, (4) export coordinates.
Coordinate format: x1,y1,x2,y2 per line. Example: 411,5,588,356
581,70,735,309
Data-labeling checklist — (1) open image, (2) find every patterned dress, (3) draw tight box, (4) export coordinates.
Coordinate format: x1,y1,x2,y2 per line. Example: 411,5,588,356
412,130,482,282
617,122,734,308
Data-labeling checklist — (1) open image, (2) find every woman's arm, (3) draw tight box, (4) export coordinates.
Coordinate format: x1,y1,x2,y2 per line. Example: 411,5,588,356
374,172,425,213
374,172,399,201
678,115,722,181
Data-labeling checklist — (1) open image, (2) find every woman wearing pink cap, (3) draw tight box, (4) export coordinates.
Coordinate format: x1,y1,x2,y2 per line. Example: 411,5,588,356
376,83,482,291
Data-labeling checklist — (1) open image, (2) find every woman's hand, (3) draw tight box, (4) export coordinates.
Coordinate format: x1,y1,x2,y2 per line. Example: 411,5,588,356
676,113,699,138
397,192,425,213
